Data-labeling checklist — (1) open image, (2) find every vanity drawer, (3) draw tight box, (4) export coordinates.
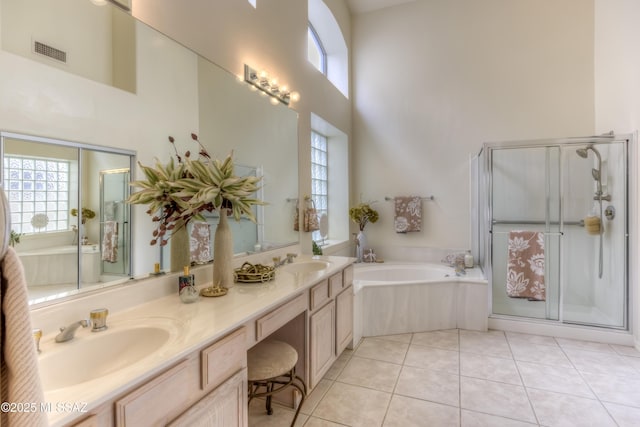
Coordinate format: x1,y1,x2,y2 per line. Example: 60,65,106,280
329,272,343,296
115,360,191,426
343,264,354,288
309,279,330,311
256,293,307,340
201,327,247,391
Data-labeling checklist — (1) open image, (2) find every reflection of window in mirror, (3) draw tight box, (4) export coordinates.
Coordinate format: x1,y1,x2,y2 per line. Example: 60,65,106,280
5,154,71,233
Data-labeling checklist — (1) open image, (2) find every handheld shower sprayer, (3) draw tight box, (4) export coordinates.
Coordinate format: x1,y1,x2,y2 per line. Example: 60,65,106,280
576,144,605,279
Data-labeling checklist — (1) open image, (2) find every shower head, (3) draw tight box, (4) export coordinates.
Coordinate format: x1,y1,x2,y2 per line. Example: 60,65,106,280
592,168,600,180
576,144,604,195
576,148,589,158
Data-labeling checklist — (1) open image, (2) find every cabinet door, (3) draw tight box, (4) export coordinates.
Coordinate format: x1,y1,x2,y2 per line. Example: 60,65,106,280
309,301,335,388
168,369,248,427
336,286,354,355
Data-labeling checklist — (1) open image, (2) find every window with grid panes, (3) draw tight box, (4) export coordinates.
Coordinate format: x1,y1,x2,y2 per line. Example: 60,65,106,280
4,155,70,233
311,131,328,243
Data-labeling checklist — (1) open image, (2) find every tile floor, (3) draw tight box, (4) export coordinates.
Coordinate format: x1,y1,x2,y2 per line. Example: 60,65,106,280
248,329,640,427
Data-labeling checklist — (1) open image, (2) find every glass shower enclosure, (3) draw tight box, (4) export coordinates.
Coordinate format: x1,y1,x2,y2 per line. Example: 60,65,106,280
476,134,631,329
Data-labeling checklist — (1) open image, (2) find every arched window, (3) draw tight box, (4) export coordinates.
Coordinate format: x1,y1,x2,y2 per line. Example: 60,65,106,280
307,23,327,75
308,0,348,97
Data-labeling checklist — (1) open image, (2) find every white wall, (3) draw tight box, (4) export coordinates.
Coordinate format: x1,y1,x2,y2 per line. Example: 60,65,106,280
594,0,640,346
351,0,595,252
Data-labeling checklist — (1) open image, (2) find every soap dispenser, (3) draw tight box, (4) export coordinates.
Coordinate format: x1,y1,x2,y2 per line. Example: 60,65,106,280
464,251,474,268
179,266,198,303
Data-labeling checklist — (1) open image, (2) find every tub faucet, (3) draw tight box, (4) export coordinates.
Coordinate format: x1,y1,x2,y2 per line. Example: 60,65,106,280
55,319,90,343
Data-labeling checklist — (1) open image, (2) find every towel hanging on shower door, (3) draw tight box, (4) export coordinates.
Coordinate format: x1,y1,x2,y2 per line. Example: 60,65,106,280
506,230,545,301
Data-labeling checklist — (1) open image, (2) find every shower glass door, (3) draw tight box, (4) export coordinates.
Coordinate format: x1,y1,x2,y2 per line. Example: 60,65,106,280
490,146,561,321
486,137,628,329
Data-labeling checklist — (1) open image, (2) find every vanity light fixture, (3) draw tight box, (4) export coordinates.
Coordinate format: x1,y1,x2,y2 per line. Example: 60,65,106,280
244,64,299,106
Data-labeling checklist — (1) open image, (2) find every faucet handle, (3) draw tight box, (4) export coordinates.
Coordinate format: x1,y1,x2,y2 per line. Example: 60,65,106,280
32,328,42,353
90,308,109,332
285,253,298,263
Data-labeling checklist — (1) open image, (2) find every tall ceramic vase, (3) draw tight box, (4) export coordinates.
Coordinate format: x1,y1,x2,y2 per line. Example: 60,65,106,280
213,209,234,288
356,230,367,263
170,221,190,273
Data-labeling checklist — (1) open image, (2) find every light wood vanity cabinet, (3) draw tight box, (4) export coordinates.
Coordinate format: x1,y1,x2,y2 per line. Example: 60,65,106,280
71,328,247,427
308,265,354,388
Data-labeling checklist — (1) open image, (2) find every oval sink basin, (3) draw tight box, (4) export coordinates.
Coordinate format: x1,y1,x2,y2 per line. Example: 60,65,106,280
39,320,180,391
280,260,330,275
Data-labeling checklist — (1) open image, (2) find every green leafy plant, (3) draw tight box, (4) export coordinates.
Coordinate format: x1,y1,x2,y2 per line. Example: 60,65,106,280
127,133,265,246
312,240,323,256
9,230,22,247
348,203,379,231
70,207,96,224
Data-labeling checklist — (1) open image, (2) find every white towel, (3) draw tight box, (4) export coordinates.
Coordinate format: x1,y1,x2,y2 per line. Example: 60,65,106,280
102,221,118,263
0,247,49,427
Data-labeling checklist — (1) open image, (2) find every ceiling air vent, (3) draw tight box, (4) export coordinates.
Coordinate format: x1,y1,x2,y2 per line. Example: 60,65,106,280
34,41,67,63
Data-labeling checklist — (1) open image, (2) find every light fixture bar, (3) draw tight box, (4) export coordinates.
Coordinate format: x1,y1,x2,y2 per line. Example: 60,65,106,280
244,64,298,106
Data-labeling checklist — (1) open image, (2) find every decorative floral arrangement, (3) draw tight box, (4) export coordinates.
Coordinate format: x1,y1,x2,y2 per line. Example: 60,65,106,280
348,203,379,231
70,207,96,224
127,133,264,246
9,230,22,247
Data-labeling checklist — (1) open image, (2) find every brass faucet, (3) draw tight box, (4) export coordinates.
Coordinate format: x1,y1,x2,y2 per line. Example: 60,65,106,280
55,319,90,343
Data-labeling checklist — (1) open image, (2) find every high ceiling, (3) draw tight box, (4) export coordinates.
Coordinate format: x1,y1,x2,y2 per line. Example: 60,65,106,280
346,0,416,15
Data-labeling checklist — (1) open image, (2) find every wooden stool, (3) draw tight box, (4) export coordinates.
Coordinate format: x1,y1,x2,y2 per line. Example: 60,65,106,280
247,339,307,426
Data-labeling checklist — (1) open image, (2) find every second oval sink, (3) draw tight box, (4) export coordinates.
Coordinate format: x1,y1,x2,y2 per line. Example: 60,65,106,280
280,260,330,275
39,319,181,391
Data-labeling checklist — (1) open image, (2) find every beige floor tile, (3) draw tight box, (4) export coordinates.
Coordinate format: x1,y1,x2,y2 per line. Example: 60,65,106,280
354,337,409,364
303,417,350,427
555,337,617,354
337,356,402,392
313,382,391,427
517,360,594,398
460,376,536,423
411,329,459,350
582,371,640,407
527,388,616,427
371,333,413,343
249,399,308,427
508,340,572,367
460,352,521,385
383,395,459,427
394,365,460,407
564,347,638,377
461,409,538,426
300,379,332,415
505,331,559,347
603,402,640,427
404,344,459,374
324,351,352,380
459,330,512,358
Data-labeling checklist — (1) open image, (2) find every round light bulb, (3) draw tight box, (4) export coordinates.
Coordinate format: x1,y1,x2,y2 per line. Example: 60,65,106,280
90,0,108,5
290,91,300,102
270,96,280,105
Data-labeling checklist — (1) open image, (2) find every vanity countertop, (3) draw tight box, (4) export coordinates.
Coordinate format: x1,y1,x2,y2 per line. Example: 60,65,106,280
37,254,355,427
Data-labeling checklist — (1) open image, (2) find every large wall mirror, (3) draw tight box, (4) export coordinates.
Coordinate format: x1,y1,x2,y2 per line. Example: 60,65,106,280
0,0,299,305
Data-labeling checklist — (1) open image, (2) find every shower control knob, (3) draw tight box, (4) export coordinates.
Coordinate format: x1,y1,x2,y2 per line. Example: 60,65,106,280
605,205,615,221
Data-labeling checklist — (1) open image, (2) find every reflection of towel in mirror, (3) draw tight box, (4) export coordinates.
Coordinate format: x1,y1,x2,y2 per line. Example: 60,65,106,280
506,231,545,301
0,247,49,427
102,221,118,263
104,201,116,221
190,222,211,264
394,196,422,233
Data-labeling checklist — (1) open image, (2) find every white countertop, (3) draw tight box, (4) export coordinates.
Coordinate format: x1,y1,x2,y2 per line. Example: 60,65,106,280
36,254,355,426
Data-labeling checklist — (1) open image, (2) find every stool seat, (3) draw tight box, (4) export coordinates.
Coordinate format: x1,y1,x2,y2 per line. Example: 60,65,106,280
248,339,298,381
247,339,307,427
